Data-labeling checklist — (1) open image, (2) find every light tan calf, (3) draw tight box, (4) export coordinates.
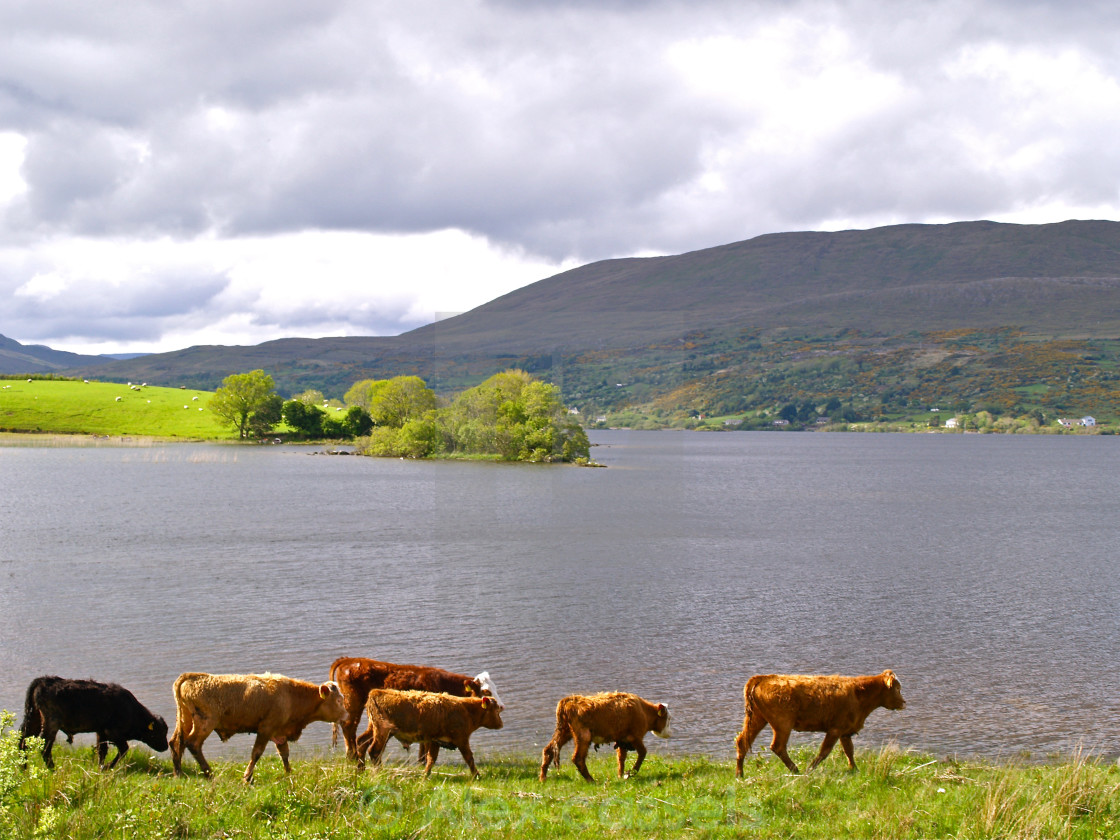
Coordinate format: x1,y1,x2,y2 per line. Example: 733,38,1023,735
170,672,347,783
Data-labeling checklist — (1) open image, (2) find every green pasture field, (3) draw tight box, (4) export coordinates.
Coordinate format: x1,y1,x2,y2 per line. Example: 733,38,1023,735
0,378,234,439
2,727,1118,840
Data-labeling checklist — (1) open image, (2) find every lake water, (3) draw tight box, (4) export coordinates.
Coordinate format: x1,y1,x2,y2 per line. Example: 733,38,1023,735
1,431,1118,768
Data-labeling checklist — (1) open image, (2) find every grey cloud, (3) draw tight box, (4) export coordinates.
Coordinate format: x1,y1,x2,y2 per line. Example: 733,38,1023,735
7,269,230,343
4,0,1120,266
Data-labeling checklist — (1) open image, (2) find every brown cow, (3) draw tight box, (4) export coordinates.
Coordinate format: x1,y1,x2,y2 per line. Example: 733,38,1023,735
327,656,501,760
354,689,504,777
734,669,906,776
169,672,348,783
539,692,671,782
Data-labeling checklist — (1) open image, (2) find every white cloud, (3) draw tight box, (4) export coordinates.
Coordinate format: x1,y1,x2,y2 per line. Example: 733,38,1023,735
2,0,1120,353
13,271,66,301
1,229,572,354
0,132,28,205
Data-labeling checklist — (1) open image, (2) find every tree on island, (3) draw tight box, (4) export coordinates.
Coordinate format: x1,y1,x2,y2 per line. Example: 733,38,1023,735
209,370,283,439
346,375,437,428
357,369,590,462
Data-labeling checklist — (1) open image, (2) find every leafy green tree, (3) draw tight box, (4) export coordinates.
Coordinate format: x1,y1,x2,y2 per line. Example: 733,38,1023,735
444,370,589,461
344,379,388,412
247,393,284,439
369,376,438,428
320,415,346,438
282,399,325,438
342,405,374,437
209,370,282,439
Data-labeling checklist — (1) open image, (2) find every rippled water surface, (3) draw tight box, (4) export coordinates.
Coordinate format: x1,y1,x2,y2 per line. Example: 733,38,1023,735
2,431,1118,765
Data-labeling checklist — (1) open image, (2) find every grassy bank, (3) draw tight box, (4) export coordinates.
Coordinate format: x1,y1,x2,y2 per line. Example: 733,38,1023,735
0,379,232,439
3,737,1118,839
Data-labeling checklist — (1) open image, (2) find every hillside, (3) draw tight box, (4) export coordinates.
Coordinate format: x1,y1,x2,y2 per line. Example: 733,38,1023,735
0,334,109,374
39,219,1120,421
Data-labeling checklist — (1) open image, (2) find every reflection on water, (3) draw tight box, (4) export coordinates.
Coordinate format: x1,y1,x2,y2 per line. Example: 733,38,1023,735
1,431,1118,765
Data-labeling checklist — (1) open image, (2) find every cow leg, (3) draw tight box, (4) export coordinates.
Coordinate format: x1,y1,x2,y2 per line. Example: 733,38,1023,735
769,727,800,774
807,733,839,772
364,726,392,771
244,732,270,783
459,743,480,778
571,730,594,782
40,722,59,769
169,719,185,775
99,733,129,770
354,726,374,769
183,721,214,777
539,728,571,781
422,743,441,778
616,745,628,778
189,741,213,778
839,735,857,770
627,741,647,778
106,741,129,770
341,704,364,760
735,711,768,777
18,709,44,769
274,740,292,774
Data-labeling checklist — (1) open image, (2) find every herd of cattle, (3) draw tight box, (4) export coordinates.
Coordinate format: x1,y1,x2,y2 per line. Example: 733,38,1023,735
16,657,905,783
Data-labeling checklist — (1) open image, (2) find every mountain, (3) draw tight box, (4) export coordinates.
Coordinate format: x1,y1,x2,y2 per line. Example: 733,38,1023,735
53,219,1120,419
0,334,111,375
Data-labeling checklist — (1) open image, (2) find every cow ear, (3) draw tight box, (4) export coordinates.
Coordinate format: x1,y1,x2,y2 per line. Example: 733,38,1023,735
148,721,155,731
482,697,492,708
884,671,896,689
464,681,477,696
658,703,667,713
320,683,331,698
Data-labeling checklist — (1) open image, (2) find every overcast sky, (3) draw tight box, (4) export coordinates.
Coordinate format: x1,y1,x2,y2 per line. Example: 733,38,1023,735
3,0,1120,354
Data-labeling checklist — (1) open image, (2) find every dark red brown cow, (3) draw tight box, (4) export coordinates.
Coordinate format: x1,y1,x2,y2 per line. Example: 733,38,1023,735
734,669,906,776
539,692,671,782
354,689,504,777
169,672,347,783
327,656,501,760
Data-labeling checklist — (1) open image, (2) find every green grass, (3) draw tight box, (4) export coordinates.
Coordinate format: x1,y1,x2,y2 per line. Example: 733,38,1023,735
4,740,1118,839
0,379,234,439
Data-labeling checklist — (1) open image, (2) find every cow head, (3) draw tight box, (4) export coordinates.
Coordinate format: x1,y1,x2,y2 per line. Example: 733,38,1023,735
319,681,349,723
474,671,505,709
652,703,672,739
881,671,906,710
142,715,170,752
479,696,504,730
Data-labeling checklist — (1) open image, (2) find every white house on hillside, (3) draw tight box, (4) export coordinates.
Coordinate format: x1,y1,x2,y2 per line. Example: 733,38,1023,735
1080,416,1096,427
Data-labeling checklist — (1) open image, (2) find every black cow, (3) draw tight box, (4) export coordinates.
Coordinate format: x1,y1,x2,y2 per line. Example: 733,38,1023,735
19,675,169,769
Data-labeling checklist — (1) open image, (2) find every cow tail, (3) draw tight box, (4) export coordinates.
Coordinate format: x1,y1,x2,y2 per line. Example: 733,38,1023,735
743,677,760,732
19,679,42,743
328,659,342,747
